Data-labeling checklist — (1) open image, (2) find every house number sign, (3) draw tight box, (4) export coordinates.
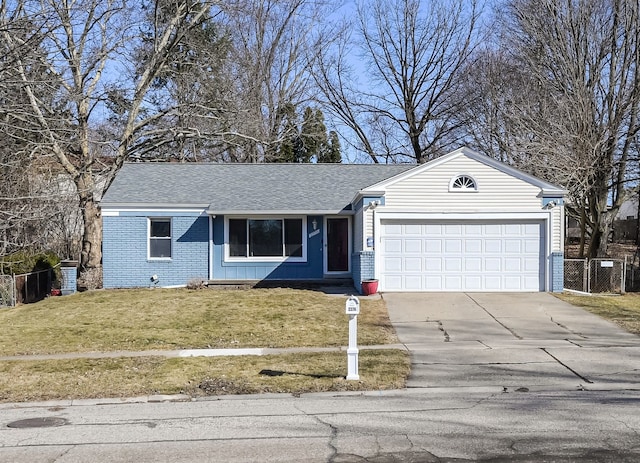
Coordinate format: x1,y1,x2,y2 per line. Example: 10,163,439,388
345,295,360,380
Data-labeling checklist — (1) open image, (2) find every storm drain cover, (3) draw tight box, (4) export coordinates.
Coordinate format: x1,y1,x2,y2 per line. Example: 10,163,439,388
7,417,68,428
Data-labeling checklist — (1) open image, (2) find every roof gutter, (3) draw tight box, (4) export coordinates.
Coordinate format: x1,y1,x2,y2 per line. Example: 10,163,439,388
206,208,355,216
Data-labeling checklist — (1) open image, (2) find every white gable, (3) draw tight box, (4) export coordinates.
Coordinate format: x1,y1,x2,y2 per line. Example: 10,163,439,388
361,147,565,213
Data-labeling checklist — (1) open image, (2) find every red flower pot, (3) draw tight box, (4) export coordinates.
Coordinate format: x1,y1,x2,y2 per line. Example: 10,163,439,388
361,279,378,296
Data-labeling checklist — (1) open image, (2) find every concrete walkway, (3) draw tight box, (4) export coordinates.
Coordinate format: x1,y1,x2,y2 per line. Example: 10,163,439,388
0,344,405,363
384,292,640,391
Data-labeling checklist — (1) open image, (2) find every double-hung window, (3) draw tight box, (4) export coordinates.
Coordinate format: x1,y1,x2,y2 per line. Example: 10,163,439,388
149,218,171,259
227,218,304,261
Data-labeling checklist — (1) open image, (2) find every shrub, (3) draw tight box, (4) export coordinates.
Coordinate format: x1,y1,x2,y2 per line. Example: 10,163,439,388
78,267,102,291
0,251,61,278
186,278,207,290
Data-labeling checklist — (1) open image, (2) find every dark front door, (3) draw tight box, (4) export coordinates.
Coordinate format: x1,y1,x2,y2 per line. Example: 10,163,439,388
327,218,349,272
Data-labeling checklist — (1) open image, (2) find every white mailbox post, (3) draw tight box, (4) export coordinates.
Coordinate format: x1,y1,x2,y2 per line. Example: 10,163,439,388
345,295,360,380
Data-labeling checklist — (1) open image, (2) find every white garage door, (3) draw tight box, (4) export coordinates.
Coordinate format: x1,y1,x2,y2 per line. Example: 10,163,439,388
380,220,545,291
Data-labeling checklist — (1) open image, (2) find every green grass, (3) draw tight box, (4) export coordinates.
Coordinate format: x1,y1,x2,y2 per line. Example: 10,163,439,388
0,288,409,402
0,288,397,355
556,293,640,335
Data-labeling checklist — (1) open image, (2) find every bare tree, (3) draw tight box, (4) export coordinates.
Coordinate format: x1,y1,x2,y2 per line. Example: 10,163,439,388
212,0,325,162
1,0,218,270
462,0,640,257
0,2,71,259
314,0,482,163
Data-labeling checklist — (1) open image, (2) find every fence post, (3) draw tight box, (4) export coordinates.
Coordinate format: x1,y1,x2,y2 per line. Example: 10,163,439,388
622,256,627,294
583,258,589,293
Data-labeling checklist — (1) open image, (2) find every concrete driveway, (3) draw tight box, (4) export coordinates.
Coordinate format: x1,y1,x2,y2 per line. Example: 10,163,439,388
384,292,640,391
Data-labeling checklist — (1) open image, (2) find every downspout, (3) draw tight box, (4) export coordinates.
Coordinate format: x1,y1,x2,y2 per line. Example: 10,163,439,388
208,213,216,281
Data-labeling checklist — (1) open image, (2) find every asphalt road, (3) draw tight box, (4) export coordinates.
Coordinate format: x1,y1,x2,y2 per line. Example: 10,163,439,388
1,388,639,462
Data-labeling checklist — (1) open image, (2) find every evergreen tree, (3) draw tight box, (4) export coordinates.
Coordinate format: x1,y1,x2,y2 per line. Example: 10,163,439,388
274,103,303,162
274,105,341,163
318,131,342,163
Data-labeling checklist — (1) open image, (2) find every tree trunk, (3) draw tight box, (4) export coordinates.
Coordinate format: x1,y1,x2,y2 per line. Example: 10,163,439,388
578,207,587,258
588,212,614,258
77,171,102,270
80,197,102,270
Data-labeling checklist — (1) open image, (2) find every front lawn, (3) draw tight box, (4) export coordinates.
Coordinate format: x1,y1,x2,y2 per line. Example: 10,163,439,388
556,292,640,335
0,288,409,402
0,350,409,403
0,288,397,355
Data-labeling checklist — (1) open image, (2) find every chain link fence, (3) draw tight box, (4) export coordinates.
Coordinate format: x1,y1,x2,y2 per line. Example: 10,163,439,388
14,268,53,304
564,258,625,294
0,275,15,307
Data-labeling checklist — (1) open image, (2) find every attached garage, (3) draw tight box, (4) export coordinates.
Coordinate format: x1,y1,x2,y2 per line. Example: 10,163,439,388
359,147,567,293
379,218,546,292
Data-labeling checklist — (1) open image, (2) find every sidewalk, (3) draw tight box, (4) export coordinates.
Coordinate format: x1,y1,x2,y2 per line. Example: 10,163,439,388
0,344,407,362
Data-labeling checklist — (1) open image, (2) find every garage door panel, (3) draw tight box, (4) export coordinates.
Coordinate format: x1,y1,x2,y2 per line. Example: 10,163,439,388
465,224,482,235
385,275,403,290
405,257,422,271
464,257,482,271
384,257,402,272
424,224,442,235
425,258,442,271
504,224,522,235
464,276,482,290
385,224,403,235
380,219,545,292
524,258,539,271
404,239,422,253
485,240,502,253
445,239,462,253
485,224,502,235
485,258,501,271
425,240,442,253
404,275,422,290
504,240,522,253
524,223,540,234
505,258,522,271
445,275,463,290
504,275,523,290
524,239,541,253
444,258,462,271
524,275,542,290
445,224,463,235
425,276,443,290
385,239,402,253
465,239,482,253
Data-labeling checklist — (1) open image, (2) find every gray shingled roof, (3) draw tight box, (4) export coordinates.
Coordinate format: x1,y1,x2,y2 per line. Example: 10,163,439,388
101,163,415,212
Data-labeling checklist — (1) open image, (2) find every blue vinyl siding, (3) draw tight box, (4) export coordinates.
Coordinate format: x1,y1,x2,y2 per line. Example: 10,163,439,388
212,215,324,280
103,215,209,288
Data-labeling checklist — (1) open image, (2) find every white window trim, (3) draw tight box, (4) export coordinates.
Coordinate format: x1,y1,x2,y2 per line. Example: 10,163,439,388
449,174,478,192
224,216,307,263
148,217,172,260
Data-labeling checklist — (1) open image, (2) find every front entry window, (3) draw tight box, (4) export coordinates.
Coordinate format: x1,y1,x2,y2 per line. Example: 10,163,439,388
228,218,304,260
327,218,349,272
